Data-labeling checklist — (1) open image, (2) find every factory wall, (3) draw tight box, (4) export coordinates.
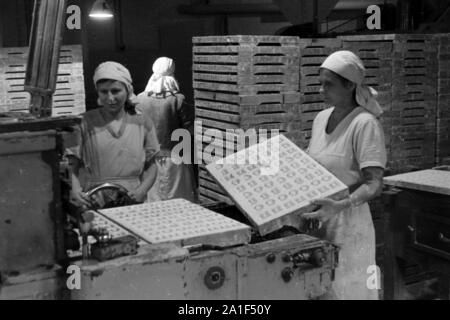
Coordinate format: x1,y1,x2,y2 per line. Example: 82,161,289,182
0,0,294,110
69,0,209,108
80,0,292,109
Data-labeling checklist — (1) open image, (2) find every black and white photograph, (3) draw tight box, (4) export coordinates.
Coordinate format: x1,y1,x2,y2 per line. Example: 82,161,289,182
0,0,449,303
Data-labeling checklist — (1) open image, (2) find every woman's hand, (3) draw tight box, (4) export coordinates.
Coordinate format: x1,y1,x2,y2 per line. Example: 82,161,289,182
302,198,350,223
128,186,148,203
70,188,91,207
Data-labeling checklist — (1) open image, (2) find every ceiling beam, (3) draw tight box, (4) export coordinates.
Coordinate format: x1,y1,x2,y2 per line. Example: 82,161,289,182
178,3,281,15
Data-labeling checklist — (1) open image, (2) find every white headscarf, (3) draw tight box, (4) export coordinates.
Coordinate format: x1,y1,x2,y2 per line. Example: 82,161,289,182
320,50,383,117
144,57,180,95
93,61,137,105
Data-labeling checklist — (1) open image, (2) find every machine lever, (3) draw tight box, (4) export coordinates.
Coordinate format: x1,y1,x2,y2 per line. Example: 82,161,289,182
186,243,241,254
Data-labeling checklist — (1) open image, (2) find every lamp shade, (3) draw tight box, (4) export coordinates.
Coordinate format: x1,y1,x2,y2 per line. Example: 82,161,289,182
89,0,114,19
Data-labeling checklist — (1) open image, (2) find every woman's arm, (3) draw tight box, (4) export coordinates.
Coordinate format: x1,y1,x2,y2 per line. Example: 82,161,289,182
302,166,384,222
128,116,160,203
347,166,384,206
128,158,157,202
69,157,91,206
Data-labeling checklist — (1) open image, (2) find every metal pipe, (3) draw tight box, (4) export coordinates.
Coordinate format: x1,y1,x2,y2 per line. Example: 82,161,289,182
24,0,68,117
313,0,319,34
114,0,125,51
178,3,280,15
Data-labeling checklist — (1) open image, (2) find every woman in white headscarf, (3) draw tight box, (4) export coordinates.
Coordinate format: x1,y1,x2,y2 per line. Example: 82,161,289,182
68,61,160,205
302,51,387,300
136,57,196,202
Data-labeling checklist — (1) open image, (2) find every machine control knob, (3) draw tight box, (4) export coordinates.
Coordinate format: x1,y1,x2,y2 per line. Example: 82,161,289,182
266,253,276,263
311,249,326,267
204,266,225,290
281,267,293,283
282,253,292,263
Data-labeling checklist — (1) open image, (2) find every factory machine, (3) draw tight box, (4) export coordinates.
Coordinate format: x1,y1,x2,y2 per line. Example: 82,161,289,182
383,168,450,299
0,122,341,300
0,0,342,300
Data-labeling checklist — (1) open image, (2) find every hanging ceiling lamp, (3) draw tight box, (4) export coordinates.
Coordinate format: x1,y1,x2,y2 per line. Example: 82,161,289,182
89,0,114,19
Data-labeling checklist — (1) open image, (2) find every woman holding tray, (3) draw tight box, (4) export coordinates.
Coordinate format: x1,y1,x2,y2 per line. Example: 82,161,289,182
303,50,387,300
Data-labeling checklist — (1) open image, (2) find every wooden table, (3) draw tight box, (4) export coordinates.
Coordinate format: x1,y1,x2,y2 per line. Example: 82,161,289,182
383,169,450,299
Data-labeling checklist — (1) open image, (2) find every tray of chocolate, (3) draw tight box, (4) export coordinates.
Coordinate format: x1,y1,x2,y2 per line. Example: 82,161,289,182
97,199,252,247
206,134,349,235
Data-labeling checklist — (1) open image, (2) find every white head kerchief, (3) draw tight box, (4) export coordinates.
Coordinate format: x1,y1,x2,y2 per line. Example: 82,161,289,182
93,61,137,105
320,50,383,117
144,57,180,95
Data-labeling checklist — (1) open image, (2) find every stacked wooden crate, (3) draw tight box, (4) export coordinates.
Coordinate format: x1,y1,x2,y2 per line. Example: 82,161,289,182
436,33,450,165
193,35,301,205
296,38,342,148
0,45,85,116
390,34,438,172
338,34,394,167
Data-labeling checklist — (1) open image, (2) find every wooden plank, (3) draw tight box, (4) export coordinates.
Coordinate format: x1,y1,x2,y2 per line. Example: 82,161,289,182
193,35,300,46
199,177,228,195
387,158,437,174
0,44,85,116
196,116,302,133
195,100,300,116
392,93,437,103
342,41,393,53
359,58,393,68
301,93,324,104
193,80,298,95
299,47,337,56
195,107,294,125
193,54,299,66
192,72,299,85
193,64,298,74
300,66,320,75
339,34,396,41
384,170,450,195
391,147,435,159
300,56,327,65
193,45,240,54
391,99,437,111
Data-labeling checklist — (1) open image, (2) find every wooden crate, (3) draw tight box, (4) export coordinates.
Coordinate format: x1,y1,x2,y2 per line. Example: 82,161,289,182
298,38,341,92
339,34,394,83
436,34,450,164
392,34,438,114
387,108,436,127
436,118,450,162
297,38,340,130
387,157,436,174
198,165,234,205
193,36,300,95
195,100,302,127
389,124,436,164
194,90,301,106
0,45,85,116
195,115,302,134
